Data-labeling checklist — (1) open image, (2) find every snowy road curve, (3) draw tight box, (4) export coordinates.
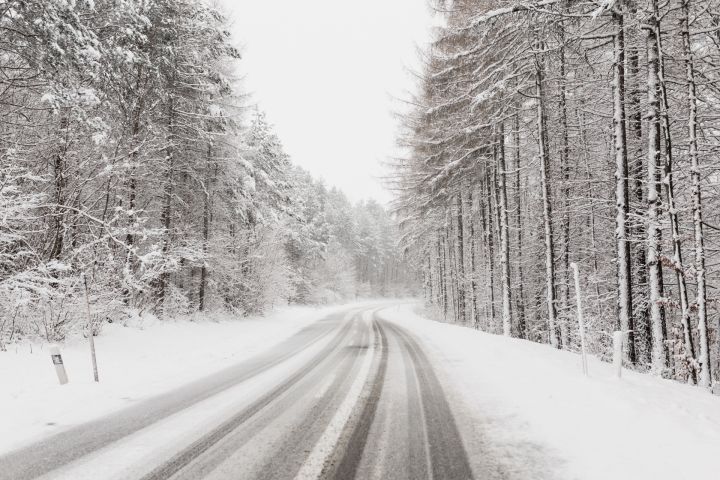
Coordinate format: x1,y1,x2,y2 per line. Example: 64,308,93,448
0,306,474,480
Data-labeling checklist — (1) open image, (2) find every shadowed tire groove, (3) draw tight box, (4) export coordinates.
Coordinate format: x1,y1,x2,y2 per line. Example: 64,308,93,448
172,326,366,480
383,321,474,480
326,318,389,480
397,328,431,480
249,322,371,480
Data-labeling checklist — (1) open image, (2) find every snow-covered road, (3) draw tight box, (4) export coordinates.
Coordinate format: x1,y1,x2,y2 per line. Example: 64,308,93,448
2,301,718,479
0,303,477,479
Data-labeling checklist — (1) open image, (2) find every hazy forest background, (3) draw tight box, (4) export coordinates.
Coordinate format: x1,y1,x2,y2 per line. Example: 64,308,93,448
0,0,416,349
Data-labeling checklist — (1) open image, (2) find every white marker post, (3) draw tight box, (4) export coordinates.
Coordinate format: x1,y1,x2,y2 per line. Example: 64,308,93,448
49,345,69,385
613,331,624,379
570,263,588,376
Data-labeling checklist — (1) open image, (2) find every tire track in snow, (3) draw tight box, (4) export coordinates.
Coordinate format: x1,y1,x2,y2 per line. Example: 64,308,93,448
292,311,381,480
139,319,358,480
324,317,389,480
247,322,372,480
0,309,357,480
382,321,474,480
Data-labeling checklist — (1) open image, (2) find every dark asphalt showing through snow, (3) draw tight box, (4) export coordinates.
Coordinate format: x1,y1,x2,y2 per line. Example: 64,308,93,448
0,306,475,480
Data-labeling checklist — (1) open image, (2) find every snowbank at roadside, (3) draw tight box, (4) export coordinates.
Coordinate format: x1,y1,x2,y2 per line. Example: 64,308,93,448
378,303,720,480
0,302,363,455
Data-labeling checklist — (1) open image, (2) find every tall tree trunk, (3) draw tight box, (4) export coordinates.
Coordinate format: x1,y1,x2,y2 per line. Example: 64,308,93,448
613,9,636,364
558,23,572,348
199,143,213,312
445,210,457,323
535,47,560,349
682,0,712,388
441,233,449,321
125,66,145,288
497,123,513,336
656,18,697,382
627,4,651,365
456,191,466,324
49,112,69,263
159,99,175,305
646,1,668,375
436,236,445,317
513,109,527,338
483,168,497,330
469,189,480,328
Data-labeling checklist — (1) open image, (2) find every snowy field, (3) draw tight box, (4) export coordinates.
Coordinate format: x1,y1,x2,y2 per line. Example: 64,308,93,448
378,303,720,480
0,303,371,455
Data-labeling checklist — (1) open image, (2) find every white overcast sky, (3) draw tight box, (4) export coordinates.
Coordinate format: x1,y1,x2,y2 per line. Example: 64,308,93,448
220,0,435,203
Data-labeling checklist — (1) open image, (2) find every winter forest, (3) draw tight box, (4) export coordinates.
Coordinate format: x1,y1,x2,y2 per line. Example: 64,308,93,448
393,0,720,389
3,1,720,478
0,0,414,348
5,0,720,394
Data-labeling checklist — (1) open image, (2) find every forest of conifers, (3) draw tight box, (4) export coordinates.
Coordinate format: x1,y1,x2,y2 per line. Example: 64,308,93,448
0,0,414,347
392,0,720,388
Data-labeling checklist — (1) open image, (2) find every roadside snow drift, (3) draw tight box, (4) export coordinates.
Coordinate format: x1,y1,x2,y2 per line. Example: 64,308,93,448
379,303,720,480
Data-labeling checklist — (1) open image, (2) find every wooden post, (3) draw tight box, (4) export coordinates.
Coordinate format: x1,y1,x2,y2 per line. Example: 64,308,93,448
83,274,99,382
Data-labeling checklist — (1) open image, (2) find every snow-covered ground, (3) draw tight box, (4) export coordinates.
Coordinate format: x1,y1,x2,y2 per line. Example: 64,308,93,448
0,303,365,455
5,300,719,480
379,303,720,480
